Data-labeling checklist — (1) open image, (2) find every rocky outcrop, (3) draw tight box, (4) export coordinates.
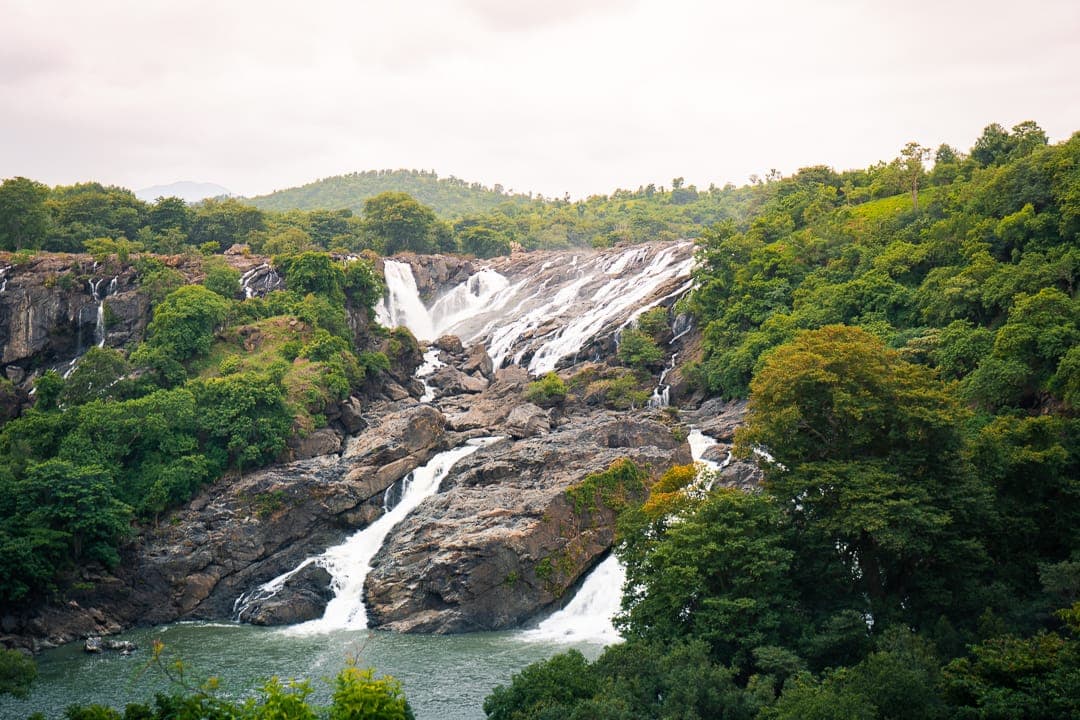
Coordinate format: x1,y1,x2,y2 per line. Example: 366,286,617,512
6,401,455,649
364,414,691,633
684,398,765,491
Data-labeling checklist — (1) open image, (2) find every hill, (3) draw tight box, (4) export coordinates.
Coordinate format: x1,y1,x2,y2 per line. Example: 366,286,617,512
246,169,538,218
135,181,233,203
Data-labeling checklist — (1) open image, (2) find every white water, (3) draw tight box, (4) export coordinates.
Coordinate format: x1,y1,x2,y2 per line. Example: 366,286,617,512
522,554,625,644
415,347,445,403
0,265,10,293
647,352,677,409
375,242,695,375
239,438,500,635
239,264,282,299
88,276,117,347
376,260,436,340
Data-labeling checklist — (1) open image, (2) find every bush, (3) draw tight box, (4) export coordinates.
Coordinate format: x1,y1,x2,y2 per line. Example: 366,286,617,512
525,372,568,407
617,329,665,370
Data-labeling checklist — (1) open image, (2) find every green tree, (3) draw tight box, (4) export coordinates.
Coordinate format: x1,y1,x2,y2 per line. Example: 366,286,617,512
137,285,232,363
0,176,51,250
617,328,665,370
617,489,797,669
0,648,37,699
362,191,439,254
201,256,241,299
737,325,990,625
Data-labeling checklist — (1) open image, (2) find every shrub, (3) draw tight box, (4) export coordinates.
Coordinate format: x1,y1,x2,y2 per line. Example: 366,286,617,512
525,372,568,407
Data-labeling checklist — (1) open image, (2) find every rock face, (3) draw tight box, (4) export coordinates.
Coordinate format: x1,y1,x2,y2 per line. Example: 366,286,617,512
8,402,456,648
364,415,691,633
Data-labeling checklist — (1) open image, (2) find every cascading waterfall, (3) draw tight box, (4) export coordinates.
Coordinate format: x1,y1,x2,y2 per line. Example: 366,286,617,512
647,353,677,409
239,264,283,299
521,554,625,644
0,266,10,293
237,437,500,634
415,347,445,403
375,241,695,375
88,276,117,348
375,260,436,340
522,423,727,645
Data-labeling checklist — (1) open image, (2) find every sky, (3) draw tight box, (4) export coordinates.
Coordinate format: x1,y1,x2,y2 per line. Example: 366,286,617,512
1,0,1078,199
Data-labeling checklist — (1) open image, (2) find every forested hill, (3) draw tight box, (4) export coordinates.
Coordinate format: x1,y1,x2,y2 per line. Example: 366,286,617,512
246,169,537,217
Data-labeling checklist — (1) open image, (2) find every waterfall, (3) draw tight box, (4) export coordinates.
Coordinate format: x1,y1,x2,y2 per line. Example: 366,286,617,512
87,277,116,348
521,424,731,645
375,241,695,375
521,554,625,644
375,260,436,340
238,437,499,634
647,353,677,409
239,264,283,299
0,266,10,293
415,347,445,403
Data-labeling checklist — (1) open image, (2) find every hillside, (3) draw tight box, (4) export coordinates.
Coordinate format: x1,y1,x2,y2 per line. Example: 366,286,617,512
246,169,538,218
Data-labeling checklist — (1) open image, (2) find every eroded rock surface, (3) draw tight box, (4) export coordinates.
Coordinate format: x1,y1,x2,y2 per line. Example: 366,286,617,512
364,414,691,633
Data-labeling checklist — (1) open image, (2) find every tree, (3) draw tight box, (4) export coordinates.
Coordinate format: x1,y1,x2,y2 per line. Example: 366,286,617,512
140,285,232,361
736,325,990,626
0,176,51,250
900,142,930,210
0,648,37,699
362,191,439,254
201,256,241,299
617,488,797,669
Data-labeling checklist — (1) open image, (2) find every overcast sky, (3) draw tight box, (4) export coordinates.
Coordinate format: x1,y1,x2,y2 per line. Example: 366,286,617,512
1,0,1078,199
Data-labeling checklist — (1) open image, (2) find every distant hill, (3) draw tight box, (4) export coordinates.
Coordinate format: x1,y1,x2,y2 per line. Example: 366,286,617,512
246,169,538,218
136,181,234,203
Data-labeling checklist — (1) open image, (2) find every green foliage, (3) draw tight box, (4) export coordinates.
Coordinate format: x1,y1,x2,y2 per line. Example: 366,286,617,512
0,176,51,250
329,664,414,720
61,347,130,406
524,372,568,407
201,256,241,299
565,458,647,516
617,489,796,670
138,285,232,364
0,648,37,699
616,329,665,370
362,191,440,255
273,251,346,304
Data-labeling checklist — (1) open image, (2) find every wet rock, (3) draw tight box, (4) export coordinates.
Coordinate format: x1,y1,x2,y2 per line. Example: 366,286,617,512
462,344,494,379
240,564,334,626
687,398,747,441
84,636,102,653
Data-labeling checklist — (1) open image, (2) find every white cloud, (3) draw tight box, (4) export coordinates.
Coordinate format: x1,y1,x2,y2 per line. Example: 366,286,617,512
0,0,1077,198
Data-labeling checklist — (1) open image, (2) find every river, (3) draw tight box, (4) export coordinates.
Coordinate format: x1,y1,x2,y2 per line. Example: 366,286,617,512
1,622,610,719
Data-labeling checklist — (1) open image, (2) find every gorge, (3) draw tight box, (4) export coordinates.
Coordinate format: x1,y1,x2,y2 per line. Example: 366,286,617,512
0,241,757,719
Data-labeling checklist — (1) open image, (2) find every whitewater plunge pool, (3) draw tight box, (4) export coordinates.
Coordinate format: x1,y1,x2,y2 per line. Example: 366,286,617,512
1,622,612,719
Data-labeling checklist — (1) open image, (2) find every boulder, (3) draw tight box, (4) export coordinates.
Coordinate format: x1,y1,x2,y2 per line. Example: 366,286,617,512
505,404,550,439
435,335,464,355
339,396,366,434
238,564,334,626
462,344,494,379
289,428,343,460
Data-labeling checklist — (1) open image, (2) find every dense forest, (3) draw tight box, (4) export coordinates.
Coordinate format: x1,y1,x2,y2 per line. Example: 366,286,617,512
0,121,1077,718
484,122,1080,718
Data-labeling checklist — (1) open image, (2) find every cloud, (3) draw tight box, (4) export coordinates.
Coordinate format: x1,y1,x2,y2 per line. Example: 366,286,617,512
0,0,1077,198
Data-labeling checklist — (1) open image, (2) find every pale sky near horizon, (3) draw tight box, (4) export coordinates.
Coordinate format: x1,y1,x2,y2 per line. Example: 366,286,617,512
1,0,1078,199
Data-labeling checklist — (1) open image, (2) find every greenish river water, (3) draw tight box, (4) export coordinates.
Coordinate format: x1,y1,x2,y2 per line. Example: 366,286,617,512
0,623,607,719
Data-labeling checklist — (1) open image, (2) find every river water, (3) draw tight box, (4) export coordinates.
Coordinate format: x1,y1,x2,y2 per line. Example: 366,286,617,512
0,622,608,719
